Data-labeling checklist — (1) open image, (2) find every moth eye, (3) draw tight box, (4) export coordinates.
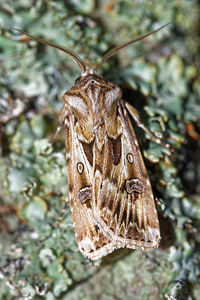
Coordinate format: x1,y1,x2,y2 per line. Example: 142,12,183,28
126,153,134,164
77,162,84,174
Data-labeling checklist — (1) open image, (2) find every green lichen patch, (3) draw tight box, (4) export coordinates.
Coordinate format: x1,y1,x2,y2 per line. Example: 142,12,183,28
0,1,200,299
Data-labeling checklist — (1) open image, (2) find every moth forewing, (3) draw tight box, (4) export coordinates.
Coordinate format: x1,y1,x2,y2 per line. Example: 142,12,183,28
118,102,160,245
15,25,169,260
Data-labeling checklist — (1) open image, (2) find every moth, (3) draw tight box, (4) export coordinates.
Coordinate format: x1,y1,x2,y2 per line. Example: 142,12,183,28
15,24,169,260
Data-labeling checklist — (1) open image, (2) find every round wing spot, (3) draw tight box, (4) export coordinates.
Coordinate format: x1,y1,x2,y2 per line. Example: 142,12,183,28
77,162,84,174
126,153,134,164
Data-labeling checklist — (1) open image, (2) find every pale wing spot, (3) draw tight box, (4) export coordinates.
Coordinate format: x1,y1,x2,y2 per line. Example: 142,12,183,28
77,162,84,174
126,153,134,164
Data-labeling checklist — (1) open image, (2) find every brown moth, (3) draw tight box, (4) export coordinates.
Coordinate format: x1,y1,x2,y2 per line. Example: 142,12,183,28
15,25,169,260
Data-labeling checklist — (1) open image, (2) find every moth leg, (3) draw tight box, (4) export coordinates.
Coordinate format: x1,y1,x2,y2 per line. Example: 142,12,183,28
49,122,63,146
50,105,68,146
41,120,63,155
42,106,68,155
124,101,170,149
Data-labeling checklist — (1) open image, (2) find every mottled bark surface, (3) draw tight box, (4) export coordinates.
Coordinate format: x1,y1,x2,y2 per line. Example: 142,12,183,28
0,1,200,299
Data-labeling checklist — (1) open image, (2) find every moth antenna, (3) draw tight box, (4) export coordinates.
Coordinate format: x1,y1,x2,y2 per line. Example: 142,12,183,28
13,28,87,74
94,23,170,72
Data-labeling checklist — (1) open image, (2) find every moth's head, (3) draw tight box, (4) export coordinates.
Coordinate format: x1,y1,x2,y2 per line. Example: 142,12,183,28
14,24,169,79
73,69,106,88
73,71,122,102
74,68,98,83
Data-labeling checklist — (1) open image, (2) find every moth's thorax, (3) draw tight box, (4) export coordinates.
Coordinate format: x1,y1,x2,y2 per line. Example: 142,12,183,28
63,73,122,124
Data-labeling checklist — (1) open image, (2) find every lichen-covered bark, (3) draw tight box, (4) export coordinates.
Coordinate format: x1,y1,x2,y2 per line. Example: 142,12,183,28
0,1,200,299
